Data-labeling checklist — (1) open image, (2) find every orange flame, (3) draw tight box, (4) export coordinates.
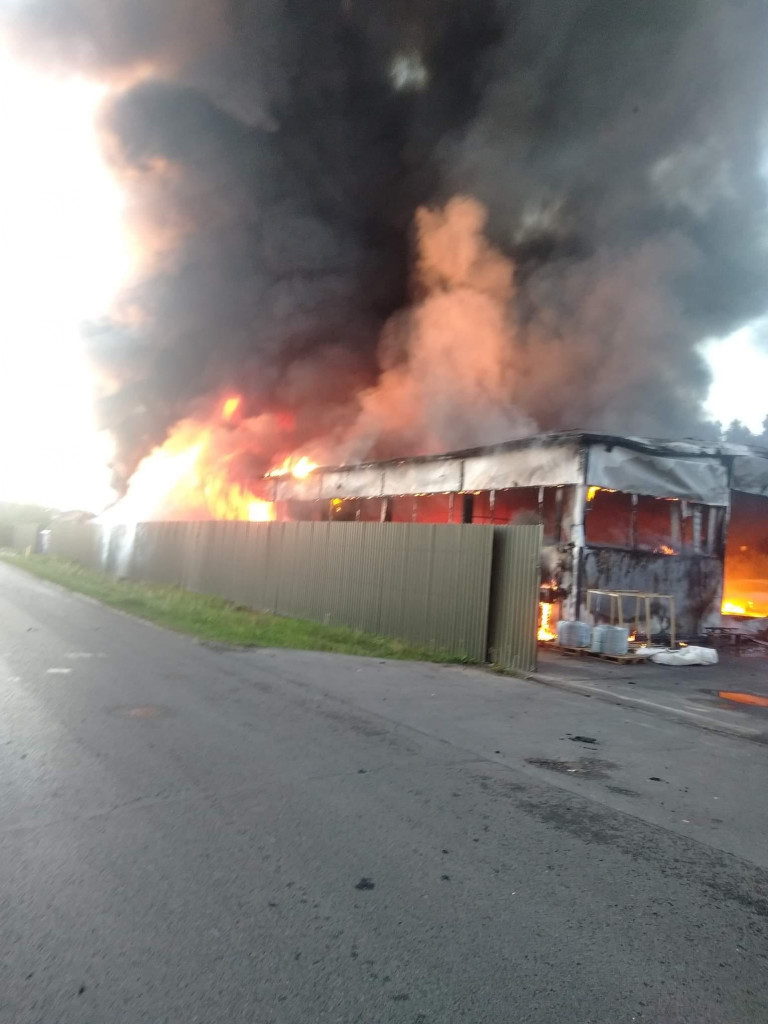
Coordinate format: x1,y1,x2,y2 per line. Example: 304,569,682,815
538,582,558,642
538,601,557,642
655,544,676,556
221,395,241,422
102,405,328,524
587,486,617,502
248,500,275,522
722,600,746,615
721,584,768,617
291,455,317,479
105,419,276,523
266,454,319,479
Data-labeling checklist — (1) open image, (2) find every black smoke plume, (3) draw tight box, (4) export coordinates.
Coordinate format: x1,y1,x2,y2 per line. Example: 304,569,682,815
7,0,768,487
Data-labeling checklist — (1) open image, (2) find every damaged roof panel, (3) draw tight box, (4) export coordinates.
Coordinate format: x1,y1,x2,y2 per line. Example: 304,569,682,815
463,442,582,491
269,431,768,505
320,468,384,499
383,459,463,496
729,455,768,497
587,444,730,504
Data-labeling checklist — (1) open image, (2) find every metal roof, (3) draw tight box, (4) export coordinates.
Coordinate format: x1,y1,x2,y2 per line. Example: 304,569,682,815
274,430,768,479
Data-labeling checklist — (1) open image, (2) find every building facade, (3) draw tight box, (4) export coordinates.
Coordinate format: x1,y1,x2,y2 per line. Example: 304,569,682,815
254,432,768,637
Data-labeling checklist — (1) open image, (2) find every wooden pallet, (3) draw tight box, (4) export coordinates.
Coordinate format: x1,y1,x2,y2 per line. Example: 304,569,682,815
553,644,648,665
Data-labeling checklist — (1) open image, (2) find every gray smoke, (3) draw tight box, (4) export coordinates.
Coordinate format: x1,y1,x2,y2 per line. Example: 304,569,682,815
6,0,768,485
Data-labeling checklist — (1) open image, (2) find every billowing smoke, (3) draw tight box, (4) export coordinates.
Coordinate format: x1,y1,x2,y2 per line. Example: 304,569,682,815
336,196,534,463
6,0,768,489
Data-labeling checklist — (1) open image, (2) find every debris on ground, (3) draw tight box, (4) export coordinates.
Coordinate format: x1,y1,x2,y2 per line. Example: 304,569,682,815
526,757,617,779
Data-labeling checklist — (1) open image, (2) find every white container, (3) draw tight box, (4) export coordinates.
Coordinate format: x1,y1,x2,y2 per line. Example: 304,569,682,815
557,620,575,647
573,621,593,648
602,626,629,656
591,624,610,653
558,620,592,648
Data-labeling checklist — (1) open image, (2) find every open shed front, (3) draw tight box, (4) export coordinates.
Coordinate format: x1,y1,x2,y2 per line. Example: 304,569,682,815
576,440,730,637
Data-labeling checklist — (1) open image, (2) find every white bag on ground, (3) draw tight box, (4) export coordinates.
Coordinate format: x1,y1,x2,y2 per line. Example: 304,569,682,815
651,646,718,666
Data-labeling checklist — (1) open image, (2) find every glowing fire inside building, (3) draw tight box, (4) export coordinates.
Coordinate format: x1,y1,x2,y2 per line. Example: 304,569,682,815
111,424,768,636
537,587,558,643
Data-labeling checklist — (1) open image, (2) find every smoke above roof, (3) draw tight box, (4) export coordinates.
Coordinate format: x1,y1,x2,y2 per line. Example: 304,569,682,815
6,0,768,485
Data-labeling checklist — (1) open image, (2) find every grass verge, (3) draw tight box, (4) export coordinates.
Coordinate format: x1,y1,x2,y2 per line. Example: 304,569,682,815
1,553,467,663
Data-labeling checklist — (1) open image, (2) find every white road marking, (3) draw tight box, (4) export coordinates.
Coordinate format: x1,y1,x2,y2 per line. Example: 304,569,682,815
46,668,72,675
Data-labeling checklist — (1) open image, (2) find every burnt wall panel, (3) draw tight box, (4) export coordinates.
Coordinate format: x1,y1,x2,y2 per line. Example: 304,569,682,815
581,548,723,635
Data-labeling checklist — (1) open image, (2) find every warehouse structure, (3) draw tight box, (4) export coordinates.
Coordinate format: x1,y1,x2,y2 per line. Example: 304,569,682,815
259,431,768,637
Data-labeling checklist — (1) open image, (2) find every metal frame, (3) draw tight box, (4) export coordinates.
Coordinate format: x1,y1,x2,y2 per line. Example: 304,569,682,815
586,589,676,649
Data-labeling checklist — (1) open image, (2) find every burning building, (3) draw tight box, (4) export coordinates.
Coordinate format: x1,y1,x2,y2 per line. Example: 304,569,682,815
240,430,768,638
7,1,768,500
7,0,768,640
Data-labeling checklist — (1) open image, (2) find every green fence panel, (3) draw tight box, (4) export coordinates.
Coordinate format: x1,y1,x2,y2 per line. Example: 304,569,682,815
487,525,542,673
46,520,541,667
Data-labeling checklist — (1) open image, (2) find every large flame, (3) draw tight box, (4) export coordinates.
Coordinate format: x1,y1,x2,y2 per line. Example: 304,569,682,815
722,600,748,615
104,400,280,522
538,601,557,642
538,581,558,642
266,454,319,479
721,596,767,618
104,396,325,523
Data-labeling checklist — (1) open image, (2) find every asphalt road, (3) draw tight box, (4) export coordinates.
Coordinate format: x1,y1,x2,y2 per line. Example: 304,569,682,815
1,562,767,1023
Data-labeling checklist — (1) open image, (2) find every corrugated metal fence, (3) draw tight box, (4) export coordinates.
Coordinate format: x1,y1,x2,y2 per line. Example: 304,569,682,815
46,520,541,671
487,526,542,673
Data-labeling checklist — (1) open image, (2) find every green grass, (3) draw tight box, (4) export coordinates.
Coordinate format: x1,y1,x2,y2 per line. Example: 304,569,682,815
1,553,466,663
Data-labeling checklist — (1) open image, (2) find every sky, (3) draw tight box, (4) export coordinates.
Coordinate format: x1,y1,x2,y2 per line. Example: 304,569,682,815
0,48,131,511
703,324,768,434
0,50,766,511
